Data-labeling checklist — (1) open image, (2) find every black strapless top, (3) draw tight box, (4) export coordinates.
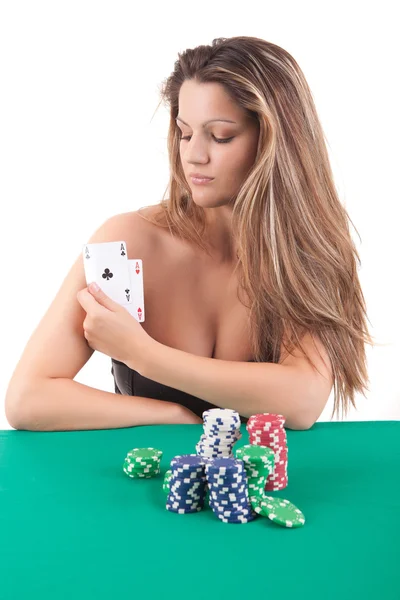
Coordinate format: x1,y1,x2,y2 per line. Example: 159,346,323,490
111,357,254,423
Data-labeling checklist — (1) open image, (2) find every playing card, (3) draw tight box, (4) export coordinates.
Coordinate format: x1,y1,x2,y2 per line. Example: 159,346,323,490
82,241,133,305
121,259,145,322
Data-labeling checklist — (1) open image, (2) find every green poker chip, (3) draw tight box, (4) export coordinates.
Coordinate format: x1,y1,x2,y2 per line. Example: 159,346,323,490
236,444,275,464
123,447,162,479
163,469,173,494
235,445,275,505
127,448,163,460
254,495,305,528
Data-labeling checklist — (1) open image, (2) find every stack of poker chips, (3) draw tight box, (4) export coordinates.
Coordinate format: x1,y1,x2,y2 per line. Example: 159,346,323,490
205,457,257,524
246,413,288,491
166,455,208,514
123,447,162,478
195,408,242,458
234,444,305,528
164,468,211,504
235,444,275,504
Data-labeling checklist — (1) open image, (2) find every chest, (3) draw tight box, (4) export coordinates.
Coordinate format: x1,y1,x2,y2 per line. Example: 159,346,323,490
139,237,254,361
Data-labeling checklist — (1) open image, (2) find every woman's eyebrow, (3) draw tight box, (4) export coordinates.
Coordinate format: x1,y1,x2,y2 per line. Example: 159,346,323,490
176,116,237,127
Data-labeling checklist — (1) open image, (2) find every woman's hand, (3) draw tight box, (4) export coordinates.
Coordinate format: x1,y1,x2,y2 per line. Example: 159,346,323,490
77,283,152,369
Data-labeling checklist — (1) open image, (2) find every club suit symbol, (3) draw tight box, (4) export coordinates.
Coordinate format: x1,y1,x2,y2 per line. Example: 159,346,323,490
102,268,114,281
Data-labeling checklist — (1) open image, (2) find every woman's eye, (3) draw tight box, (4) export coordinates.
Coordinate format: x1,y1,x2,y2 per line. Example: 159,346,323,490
179,134,234,144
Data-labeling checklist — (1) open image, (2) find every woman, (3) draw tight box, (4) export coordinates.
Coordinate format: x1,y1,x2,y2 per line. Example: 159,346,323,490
5,36,376,431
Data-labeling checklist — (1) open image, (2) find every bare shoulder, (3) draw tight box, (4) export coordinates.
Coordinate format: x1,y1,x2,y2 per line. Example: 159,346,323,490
109,207,163,257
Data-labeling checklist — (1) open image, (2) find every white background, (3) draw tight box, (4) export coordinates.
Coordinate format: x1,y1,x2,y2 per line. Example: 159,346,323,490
1,0,399,429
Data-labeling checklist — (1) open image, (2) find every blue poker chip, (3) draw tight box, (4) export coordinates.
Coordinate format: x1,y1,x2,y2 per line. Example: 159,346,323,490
170,455,207,471
171,475,207,485
211,505,253,517
166,503,204,514
170,469,205,478
169,487,206,498
211,501,250,511
218,514,257,523
167,490,205,502
168,485,205,495
210,490,249,501
169,475,206,484
170,454,207,466
211,509,255,523
168,492,204,501
205,466,246,476
208,476,247,487
209,485,247,497
205,457,244,470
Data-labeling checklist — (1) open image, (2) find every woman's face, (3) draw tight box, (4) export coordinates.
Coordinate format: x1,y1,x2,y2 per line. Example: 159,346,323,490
177,80,259,209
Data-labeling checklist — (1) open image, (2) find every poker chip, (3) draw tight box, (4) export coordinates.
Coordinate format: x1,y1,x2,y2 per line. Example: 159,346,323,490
123,447,163,479
166,454,208,514
163,469,172,494
204,457,257,524
250,495,306,528
246,413,288,491
235,444,275,506
123,413,306,529
196,409,242,459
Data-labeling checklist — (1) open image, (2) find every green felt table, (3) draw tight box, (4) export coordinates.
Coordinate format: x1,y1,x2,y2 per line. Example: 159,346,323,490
0,421,399,600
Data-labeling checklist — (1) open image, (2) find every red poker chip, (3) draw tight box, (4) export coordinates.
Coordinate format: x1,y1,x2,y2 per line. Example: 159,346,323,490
267,479,287,485
248,434,284,441
248,412,285,421
248,425,285,433
249,440,287,449
247,418,284,424
248,428,286,436
249,438,287,447
248,418,285,426
247,423,284,431
268,480,287,486
249,432,286,437
269,465,287,472
268,467,287,474
249,434,287,441
253,439,287,447
247,424,285,432
248,430,286,437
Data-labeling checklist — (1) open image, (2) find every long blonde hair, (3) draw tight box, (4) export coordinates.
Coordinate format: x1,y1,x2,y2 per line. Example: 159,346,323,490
139,35,379,420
